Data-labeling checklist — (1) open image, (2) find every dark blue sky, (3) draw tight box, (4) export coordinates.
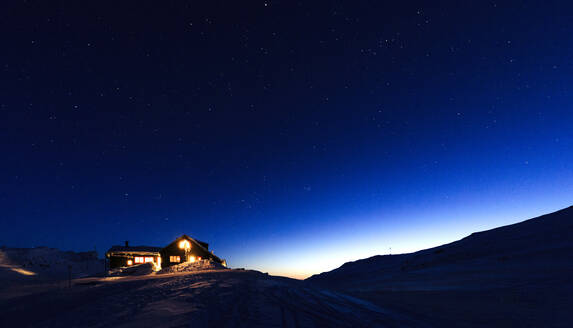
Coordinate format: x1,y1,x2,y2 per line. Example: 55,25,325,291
1,1,572,277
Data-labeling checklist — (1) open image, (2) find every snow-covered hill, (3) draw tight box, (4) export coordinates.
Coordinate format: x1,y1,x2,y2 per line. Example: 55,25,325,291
0,246,105,288
307,205,573,327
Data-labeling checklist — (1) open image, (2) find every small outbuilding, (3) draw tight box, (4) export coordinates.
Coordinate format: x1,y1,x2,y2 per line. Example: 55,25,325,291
105,242,162,269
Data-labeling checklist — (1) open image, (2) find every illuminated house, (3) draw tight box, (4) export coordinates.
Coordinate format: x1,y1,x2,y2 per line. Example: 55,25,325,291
160,235,225,268
105,235,225,269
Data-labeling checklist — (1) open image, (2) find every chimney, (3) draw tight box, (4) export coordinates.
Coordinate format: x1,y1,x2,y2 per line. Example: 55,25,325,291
125,241,129,247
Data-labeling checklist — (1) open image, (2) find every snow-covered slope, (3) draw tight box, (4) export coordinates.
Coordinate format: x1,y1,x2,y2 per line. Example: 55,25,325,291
307,205,573,326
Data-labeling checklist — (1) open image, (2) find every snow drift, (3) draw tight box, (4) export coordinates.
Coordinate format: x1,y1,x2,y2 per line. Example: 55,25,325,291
159,259,227,274
108,262,157,276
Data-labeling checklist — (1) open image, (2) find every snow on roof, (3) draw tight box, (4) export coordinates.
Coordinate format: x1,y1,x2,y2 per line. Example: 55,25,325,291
106,245,162,255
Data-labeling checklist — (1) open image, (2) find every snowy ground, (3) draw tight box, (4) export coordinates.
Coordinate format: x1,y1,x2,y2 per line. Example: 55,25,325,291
0,266,421,327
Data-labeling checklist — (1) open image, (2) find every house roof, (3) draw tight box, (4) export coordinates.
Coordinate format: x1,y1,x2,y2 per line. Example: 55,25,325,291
106,245,162,256
195,239,209,249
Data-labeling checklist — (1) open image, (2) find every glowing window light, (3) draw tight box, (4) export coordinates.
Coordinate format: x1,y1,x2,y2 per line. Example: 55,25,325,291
144,257,154,263
134,257,144,263
154,256,162,271
189,256,196,263
179,240,191,249
170,256,180,263
127,260,133,266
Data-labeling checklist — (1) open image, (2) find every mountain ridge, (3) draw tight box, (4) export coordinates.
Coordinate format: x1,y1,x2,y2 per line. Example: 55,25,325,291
307,205,573,289
305,205,573,326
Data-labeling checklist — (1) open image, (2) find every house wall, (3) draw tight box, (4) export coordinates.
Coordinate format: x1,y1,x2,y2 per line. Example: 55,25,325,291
109,255,130,269
107,254,160,269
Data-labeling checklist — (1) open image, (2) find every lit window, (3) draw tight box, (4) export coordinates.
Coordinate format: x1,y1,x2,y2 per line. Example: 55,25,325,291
170,256,181,263
127,260,133,266
144,257,154,263
134,257,144,263
189,256,195,263
179,240,191,249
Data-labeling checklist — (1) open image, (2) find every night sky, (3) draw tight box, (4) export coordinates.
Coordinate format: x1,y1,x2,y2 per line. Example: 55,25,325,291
1,1,572,278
